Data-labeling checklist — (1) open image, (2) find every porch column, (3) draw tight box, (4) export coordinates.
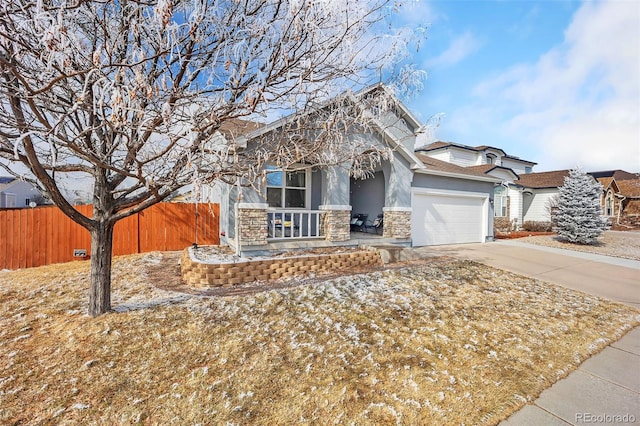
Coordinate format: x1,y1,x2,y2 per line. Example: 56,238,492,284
382,206,412,239
236,203,268,246
319,205,352,242
319,164,351,242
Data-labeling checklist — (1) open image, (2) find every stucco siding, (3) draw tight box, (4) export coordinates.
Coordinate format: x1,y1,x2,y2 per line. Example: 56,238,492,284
412,174,493,194
378,111,417,152
350,171,385,224
383,153,413,208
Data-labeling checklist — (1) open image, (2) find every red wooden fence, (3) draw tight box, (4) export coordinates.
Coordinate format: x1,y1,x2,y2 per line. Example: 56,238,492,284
0,202,219,270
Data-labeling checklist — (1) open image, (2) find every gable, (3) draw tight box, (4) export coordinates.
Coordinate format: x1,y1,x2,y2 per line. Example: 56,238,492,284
235,84,426,171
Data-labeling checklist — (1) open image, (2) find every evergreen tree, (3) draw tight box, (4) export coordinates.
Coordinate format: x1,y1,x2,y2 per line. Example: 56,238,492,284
555,169,608,244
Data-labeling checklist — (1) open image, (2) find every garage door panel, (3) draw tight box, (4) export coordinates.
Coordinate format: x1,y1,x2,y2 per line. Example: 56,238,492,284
412,192,485,246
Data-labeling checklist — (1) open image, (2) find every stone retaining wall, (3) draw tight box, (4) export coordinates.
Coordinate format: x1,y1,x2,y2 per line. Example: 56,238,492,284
181,249,382,288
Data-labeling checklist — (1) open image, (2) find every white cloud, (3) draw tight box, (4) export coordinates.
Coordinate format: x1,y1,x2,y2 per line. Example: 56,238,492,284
473,0,640,172
427,31,483,68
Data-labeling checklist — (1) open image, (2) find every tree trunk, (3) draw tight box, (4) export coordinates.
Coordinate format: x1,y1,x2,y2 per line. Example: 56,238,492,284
88,221,115,316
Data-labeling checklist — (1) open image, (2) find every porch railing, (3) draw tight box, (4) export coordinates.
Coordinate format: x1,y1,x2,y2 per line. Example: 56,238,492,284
267,209,323,240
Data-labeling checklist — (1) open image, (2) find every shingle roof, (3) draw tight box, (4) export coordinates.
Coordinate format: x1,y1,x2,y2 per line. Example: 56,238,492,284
0,176,15,185
465,164,520,179
420,141,455,151
515,170,570,189
414,153,492,178
616,179,640,198
589,170,638,181
217,118,264,140
596,177,615,190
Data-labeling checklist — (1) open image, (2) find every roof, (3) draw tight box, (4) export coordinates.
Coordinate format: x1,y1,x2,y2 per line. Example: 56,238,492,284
217,118,264,140
515,170,570,189
419,141,505,156
616,179,640,198
417,141,537,165
596,177,616,191
0,176,16,185
589,170,638,181
465,164,520,180
414,153,501,183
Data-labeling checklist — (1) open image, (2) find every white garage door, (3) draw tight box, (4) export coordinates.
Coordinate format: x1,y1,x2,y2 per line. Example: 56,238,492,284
411,190,486,246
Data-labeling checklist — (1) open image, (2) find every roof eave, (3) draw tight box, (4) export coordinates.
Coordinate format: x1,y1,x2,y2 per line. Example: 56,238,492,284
415,168,502,183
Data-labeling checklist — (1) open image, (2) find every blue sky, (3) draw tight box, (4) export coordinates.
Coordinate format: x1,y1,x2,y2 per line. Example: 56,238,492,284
397,0,639,172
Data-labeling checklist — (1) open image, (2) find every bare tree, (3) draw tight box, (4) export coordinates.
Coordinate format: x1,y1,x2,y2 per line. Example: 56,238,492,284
0,1,422,315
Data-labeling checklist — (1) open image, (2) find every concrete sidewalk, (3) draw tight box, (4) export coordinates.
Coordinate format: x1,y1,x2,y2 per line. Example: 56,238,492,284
415,240,640,425
501,326,640,425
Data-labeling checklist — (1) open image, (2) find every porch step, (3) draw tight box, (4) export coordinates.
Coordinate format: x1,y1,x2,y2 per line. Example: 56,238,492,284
363,244,435,264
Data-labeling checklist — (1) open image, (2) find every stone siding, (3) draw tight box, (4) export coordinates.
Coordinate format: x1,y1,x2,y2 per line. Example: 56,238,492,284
181,249,382,288
322,210,351,242
382,210,411,239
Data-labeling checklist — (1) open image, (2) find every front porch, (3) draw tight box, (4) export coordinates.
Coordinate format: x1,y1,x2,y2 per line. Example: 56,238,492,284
236,232,411,257
232,206,411,257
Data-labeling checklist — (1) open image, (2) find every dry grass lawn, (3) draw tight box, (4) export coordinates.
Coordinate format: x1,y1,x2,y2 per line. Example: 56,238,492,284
1,253,638,425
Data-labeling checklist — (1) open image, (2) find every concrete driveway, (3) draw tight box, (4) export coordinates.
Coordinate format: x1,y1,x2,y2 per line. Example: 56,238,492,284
418,239,640,308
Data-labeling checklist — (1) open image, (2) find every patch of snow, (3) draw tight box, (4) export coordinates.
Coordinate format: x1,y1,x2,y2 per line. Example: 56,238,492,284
71,403,90,410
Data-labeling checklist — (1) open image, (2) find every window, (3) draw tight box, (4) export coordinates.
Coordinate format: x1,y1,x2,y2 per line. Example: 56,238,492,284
25,198,31,207
266,166,308,208
494,186,508,217
486,153,496,165
524,166,532,174
605,192,614,216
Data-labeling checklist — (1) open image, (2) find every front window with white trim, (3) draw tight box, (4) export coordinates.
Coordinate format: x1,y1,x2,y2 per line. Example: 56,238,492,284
265,166,308,208
494,186,508,217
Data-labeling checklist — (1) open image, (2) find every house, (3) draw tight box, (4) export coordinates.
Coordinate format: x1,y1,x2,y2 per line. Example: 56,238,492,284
0,177,45,208
592,171,640,228
415,141,537,228
208,84,502,255
499,169,640,228
514,170,572,223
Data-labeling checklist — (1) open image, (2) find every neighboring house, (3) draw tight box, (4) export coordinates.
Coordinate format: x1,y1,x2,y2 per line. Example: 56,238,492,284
415,142,537,228
206,84,501,255
593,171,640,228
514,170,572,223
505,169,639,228
614,179,640,227
0,177,44,208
